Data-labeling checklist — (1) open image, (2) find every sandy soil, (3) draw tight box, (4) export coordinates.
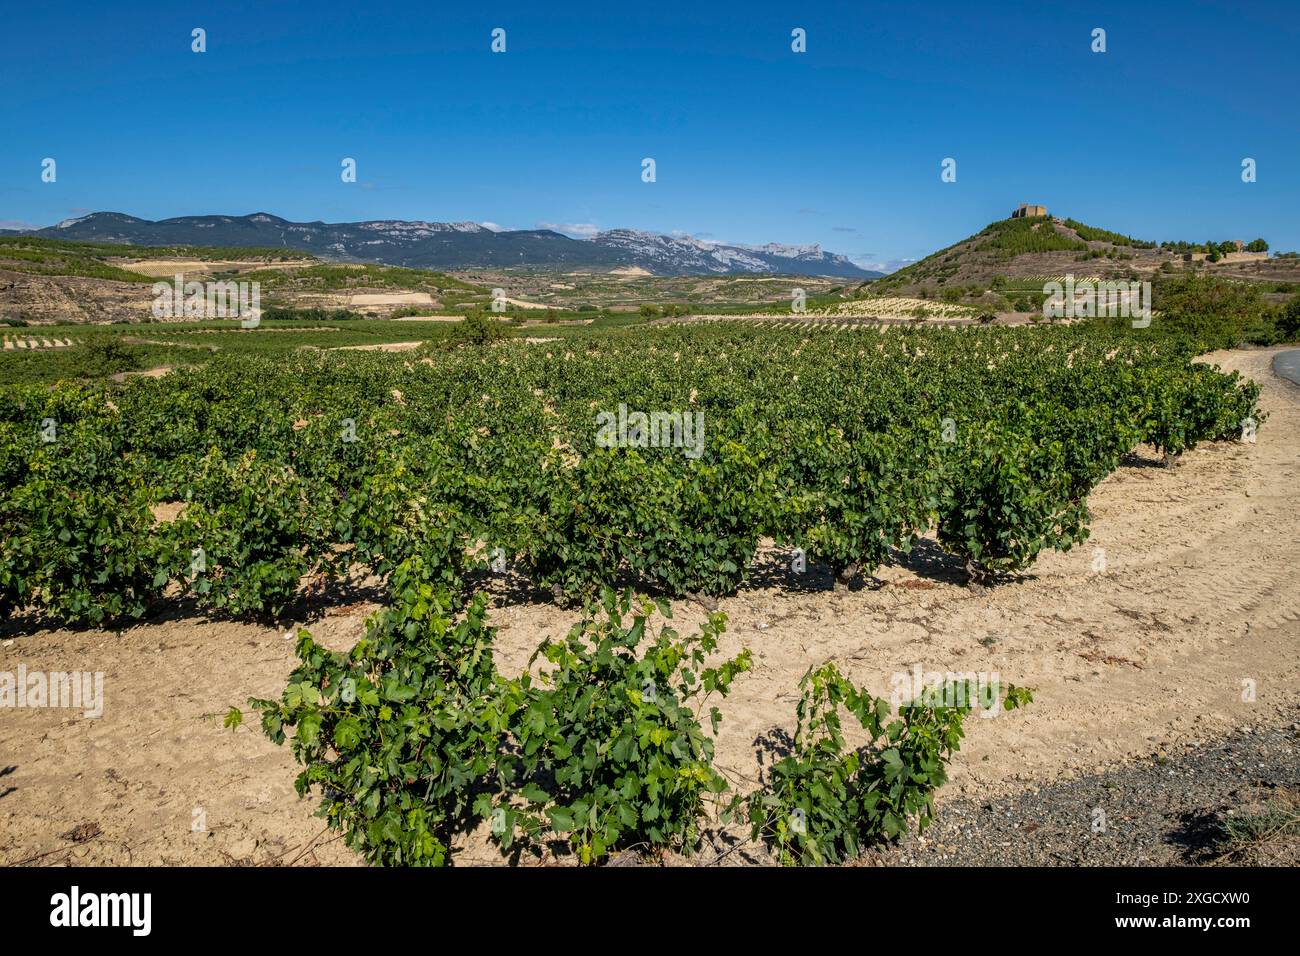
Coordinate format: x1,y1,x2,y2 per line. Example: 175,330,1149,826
2,347,1296,867
117,260,313,278
109,366,176,382
347,293,434,307
499,296,551,310
328,341,423,352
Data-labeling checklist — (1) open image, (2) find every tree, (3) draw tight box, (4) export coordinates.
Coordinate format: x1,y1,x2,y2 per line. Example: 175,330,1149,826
1154,274,1266,348
1246,238,1269,253
452,312,507,345
1278,296,1300,342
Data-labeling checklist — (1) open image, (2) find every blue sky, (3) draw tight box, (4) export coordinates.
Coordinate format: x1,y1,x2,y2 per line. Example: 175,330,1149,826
1,0,1295,270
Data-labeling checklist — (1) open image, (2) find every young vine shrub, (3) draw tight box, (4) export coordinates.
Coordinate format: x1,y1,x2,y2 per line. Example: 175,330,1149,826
0,480,162,625
109,378,210,498
1139,365,1263,464
332,444,473,603
167,449,336,619
782,422,942,587
729,662,1031,866
17,401,133,493
937,423,1090,582
284,409,391,492
490,589,752,864
1210,372,1264,441
504,440,632,604
0,420,37,495
247,561,515,867
1028,403,1139,503
1,380,106,436
0,390,164,624
619,419,774,598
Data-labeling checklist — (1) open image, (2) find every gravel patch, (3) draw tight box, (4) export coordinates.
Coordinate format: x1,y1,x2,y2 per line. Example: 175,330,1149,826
862,723,1300,866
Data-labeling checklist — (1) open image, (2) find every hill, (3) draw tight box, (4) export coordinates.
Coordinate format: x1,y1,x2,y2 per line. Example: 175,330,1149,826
869,215,1296,297
0,236,491,325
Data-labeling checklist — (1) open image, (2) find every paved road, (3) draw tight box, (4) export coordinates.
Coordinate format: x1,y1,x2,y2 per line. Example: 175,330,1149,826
1274,349,1300,387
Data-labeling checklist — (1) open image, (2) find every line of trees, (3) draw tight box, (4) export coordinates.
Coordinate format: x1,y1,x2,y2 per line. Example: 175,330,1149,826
1159,238,1268,259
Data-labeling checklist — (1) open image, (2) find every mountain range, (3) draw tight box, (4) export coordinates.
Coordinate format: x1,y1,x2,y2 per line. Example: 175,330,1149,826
12,212,880,278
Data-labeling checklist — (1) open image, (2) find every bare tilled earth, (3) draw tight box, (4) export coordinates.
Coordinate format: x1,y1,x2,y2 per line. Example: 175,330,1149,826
1,347,1297,867
0,270,155,325
116,259,312,279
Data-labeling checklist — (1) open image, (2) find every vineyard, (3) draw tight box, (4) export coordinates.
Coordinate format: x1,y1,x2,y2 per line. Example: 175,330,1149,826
0,320,1263,864
814,296,982,320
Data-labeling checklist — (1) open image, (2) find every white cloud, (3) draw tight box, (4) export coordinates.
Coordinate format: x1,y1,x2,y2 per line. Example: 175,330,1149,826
851,256,915,274
479,221,507,232
0,219,40,231
537,221,600,238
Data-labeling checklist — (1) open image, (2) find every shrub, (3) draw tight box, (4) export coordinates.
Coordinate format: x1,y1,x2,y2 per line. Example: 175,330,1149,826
936,422,1090,582
1139,365,1263,464
619,427,773,597
332,444,473,601
782,424,940,587
1277,296,1300,343
730,662,1031,865
0,480,163,625
245,570,512,866
451,312,508,345
70,339,145,379
491,590,751,864
1030,403,1140,501
506,443,637,603
167,450,335,619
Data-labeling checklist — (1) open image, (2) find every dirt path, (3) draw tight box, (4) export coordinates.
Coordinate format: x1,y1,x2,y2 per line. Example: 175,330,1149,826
328,341,423,352
2,347,1297,866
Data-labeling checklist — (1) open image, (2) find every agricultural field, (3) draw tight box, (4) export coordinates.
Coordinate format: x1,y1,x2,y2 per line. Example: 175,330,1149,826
812,296,981,320
5,311,1297,870
1,236,865,327
0,317,503,386
456,269,851,312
